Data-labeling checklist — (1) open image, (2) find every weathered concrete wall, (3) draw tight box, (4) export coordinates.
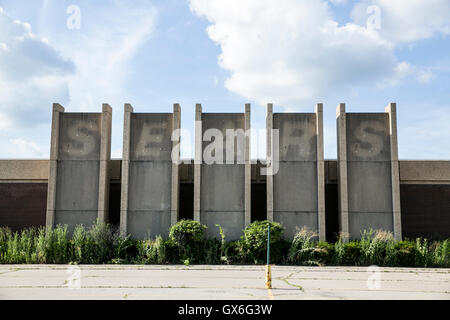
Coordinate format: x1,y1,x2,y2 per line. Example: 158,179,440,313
268,106,325,240
194,106,250,240
46,104,112,233
0,159,449,239
120,105,179,239
337,104,401,240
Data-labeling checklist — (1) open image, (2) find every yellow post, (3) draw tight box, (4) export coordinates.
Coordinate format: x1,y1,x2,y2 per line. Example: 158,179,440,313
265,265,272,289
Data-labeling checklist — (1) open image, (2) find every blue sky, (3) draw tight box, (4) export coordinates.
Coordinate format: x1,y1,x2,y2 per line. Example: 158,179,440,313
0,0,449,160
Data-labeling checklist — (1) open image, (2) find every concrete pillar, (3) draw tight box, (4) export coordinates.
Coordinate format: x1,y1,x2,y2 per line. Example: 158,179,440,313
244,103,251,227
120,104,133,235
266,103,274,222
120,104,179,239
46,103,64,228
337,103,400,240
193,104,202,222
386,103,402,241
195,105,248,240
171,104,181,226
269,104,324,240
316,103,326,241
97,104,112,223
336,103,350,241
46,104,112,232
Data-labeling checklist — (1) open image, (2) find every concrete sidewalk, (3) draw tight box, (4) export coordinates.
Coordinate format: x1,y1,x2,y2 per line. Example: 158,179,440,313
0,265,449,300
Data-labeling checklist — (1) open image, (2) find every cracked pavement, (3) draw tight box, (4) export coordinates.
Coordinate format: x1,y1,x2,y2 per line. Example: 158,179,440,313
0,265,449,300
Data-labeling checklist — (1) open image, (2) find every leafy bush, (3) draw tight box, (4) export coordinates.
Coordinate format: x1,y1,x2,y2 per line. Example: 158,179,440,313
342,241,362,265
169,220,206,263
169,220,206,245
314,241,335,265
237,220,285,264
394,241,415,266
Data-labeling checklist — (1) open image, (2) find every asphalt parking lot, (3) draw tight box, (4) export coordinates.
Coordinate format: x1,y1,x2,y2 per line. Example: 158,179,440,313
0,265,449,300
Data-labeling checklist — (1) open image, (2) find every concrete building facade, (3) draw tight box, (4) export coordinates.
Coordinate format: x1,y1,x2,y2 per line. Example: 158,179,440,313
0,103,449,241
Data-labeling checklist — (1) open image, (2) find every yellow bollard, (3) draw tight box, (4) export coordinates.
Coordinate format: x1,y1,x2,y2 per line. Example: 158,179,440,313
265,265,272,289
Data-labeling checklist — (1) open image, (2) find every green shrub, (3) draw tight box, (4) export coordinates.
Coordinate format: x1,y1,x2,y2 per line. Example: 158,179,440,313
0,228,38,264
359,230,393,266
314,241,335,265
384,239,399,266
113,236,137,264
288,228,319,265
415,238,431,267
71,224,90,263
88,221,121,264
333,236,346,265
71,221,122,264
393,241,415,266
203,239,221,264
431,239,449,267
137,236,168,264
169,220,206,263
0,223,449,267
35,225,70,264
237,220,285,264
169,220,206,246
342,241,362,265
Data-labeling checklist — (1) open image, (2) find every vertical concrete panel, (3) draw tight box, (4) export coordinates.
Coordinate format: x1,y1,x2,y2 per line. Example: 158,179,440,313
121,108,178,239
338,107,399,240
271,111,323,240
48,106,111,233
198,111,248,240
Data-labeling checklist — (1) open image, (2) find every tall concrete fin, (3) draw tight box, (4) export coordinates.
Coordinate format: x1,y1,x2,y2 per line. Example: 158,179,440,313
46,104,112,233
336,103,401,240
267,104,325,240
195,105,250,240
120,104,180,239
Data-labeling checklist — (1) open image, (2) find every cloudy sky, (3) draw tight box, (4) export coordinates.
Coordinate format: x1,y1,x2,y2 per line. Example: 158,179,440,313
0,0,449,159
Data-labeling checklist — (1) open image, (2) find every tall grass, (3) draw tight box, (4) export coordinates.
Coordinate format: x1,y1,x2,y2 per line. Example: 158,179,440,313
359,229,394,266
288,228,319,265
0,223,448,267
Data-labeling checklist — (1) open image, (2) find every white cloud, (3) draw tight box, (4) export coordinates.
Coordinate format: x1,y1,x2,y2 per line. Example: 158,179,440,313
6,138,45,158
0,2,157,158
0,7,74,130
416,69,433,84
351,0,450,43
189,0,404,107
190,0,448,107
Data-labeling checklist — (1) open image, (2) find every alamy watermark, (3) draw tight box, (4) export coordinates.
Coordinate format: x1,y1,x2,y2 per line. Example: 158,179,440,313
65,265,81,290
66,5,81,30
170,125,280,176
366,265,381,290
366,5,381,31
